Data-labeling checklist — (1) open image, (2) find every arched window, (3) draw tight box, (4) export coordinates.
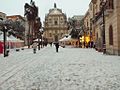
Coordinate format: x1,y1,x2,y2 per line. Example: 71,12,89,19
109,25,113,45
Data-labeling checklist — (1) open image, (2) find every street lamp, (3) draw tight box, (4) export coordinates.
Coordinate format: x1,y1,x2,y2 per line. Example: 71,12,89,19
38,28,43,50
83,26,86,48
38,30,40,50
41,34,44,48
0,19,12,57
101,0,106,53
78,27,83,48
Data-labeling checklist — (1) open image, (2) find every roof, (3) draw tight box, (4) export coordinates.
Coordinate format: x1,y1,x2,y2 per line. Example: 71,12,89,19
49,8,62,15
47,3,64,16
7,15,25,21
72,15,84,21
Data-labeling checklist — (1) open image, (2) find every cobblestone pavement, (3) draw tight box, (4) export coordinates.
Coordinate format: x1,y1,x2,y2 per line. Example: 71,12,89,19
0,46,120,90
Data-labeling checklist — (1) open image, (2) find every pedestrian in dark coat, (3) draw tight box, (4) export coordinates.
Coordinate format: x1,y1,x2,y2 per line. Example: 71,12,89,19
55,42,59,52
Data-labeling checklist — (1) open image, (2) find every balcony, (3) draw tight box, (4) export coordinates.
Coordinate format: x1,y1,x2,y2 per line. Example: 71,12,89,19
104,0,114,15
93,11,102,23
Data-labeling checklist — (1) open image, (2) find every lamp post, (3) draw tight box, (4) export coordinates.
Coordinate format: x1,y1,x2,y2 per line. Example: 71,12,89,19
38,28,43,50
41,34,44,48
3,26,7,57
83,26,86,48
35,17,41,50
38,30,40,50
0,19,12,57
90,18,93,48
101,0,106,53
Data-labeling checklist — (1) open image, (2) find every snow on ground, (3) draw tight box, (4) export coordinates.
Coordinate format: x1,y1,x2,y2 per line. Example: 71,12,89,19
0,45,120,90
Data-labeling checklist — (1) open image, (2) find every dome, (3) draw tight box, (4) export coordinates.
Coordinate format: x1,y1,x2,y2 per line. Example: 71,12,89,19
48,3,63,15
49,9,62,15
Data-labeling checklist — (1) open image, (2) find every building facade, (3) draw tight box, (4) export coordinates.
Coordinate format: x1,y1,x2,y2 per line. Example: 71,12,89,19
92,0,103,51
44,3,68,43
83,11,91,47
105,0,120,55
92,0,120,55
84,0,120,55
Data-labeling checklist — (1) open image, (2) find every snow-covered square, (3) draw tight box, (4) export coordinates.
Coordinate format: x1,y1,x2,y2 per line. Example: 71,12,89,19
0,46,120,90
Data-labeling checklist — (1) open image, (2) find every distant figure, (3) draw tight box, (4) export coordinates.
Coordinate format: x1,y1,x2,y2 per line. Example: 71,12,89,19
91,41,94,48
50,42,52,47
55,42,59,52
32,42,38,53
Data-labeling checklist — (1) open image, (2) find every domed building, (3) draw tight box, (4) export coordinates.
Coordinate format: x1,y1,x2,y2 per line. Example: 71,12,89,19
44,3,68,43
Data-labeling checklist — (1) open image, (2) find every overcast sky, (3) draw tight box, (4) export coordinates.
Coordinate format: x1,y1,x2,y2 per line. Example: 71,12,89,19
0,0,90,22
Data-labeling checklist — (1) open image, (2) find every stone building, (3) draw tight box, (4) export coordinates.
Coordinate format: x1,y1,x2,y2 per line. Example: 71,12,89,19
91,0,103,51
44,3,68,43
84,0,120,55
83,0,102,48
91,0,120,55
83,11,91,47
105,0,120,55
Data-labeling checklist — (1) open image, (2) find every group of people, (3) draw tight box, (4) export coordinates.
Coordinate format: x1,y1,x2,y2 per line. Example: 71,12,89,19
32,42,60,54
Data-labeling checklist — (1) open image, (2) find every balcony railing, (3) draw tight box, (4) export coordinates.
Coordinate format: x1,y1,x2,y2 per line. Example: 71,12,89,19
103,0,114,15
93,0,114,23
93,11,102,23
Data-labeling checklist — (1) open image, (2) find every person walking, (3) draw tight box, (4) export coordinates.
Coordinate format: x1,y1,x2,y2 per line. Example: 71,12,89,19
32,42,38,54
55,42,59,52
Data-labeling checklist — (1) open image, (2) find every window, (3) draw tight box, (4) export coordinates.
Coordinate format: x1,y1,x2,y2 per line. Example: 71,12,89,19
60,18,63,24
107,0,114,9
49,33,52,37
90,4,92,10
54,21,58,25
55,30,57,34
109,25,113,45
61,33,63,37
109,0,114,9
49,19,52,23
